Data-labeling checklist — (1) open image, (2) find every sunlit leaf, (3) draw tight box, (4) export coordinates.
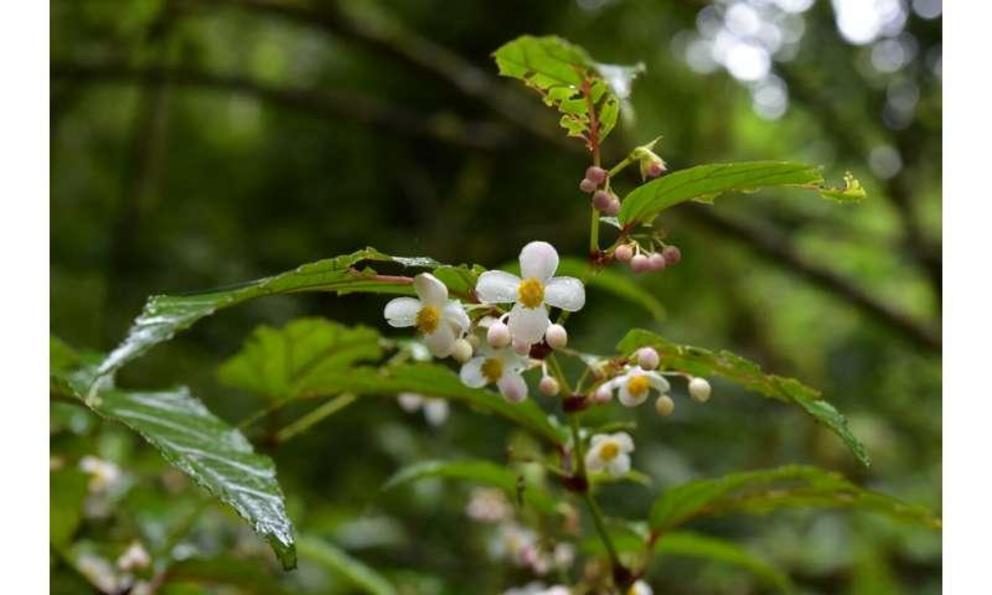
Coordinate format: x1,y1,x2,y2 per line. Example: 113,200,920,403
383,459,557,513
649,465,940,533
298,535,397,595
493,35,642,144
218,318,383,400
52,339,297,569
617,328,870,467
91,248,438,390
618,162,866,225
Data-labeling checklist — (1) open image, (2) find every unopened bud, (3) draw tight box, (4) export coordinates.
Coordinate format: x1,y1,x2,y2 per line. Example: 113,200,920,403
593,383,613,403
637,347,660,370
539,376,560,396
502,381,527,403
662,245,682,265
451,338,473,363
487,321,511,348
630,254,650,273
592,190,613,212
614,244,634,263
655,395,675,416
579,177,597,193
689,377,711,402
545,323,568,350
603,197,621,216
585,165,607,185
648,252,667,271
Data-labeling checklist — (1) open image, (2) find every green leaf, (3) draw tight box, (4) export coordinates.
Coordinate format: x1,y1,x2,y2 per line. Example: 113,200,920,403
556,257,665,320
383,459,556,514
493,35,642,144
50,468,88,548
218,318,383,400
654,532,794,593
298,363,566,445
618,162,866,225
298,535,397,595
92,248,437,390
52,340,297,569
649,465,941,533
616,329,870,467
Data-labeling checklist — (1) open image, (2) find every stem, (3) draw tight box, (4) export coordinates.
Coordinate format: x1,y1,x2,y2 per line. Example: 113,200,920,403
589,207,601,255
607,155,634,178
584,490,622,573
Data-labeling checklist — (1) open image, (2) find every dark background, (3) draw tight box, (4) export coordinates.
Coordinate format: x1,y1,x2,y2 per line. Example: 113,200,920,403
51,0,941,593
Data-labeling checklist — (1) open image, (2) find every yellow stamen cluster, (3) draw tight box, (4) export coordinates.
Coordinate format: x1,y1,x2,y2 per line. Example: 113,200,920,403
481,357,504,383
599,442,620,461
415,305,441,334
627,375,650,396
517,277,545,309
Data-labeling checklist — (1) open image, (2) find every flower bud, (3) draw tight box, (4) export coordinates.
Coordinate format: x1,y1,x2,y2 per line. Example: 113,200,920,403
614,244,634,263
637,347,660,370
579,177,597,193
646,160,666,178
451,338,473,363
630,254,650,273
539,376,560,396
585,166,607,185
638,149,667,179
655,395,675,416
502,380,527,403
487,320,511,348
467,333,481,349
647,252,667,271
603,197,621,216
513,338,531,355
545,323,568,350
662,245,682,265
689,377,711,402
593,383,613,403
592,190,613,212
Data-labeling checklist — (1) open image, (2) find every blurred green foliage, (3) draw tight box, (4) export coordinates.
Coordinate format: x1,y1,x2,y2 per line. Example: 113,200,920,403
51,0,940,593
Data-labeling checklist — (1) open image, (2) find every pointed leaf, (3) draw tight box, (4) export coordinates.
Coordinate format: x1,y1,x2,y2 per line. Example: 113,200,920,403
617,328,870,467
649,465,940,533
618,162,866,225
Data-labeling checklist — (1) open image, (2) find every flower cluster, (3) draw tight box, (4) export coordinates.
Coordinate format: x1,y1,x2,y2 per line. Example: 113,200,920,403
384,241,585,403
613,242,681,274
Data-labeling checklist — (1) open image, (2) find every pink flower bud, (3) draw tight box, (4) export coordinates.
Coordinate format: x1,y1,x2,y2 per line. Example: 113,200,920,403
647,160,666,178
637,347,660,370
579,177,597,193
648,252,667,271
545,323,568,350
487,320,511,348
662,245,682,265
630,254,650,273
584,165,607,185
502,380,527,403
592,190,613,211
593,383,613,403
539,376,560,396
603,197,621,216
614,244,634,263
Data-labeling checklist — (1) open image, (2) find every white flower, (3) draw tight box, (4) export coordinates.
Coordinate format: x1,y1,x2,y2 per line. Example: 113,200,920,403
466,487,511,523
476,242,585,345
607,366,670,407
627,580,653,595
584,432,635,476
397,392,449,426
460,345,529,402
384,273,469,357
79,455,122,493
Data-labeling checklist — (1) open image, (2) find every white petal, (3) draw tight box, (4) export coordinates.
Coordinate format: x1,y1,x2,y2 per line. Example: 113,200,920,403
397,392,423,412
590,434,609,448
423,399,449,426
647,372,671,393
497,371,528,402
519,241,559,281
423,323,456,357
413,272,448,306
443,300,470,333
606,454,630,476
384,297,421,327
618,382,648,407
475,270,521,303
613,432,635,452
460,357,488,388
507,303,550,344
585,450,605,473
544,277,586,311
